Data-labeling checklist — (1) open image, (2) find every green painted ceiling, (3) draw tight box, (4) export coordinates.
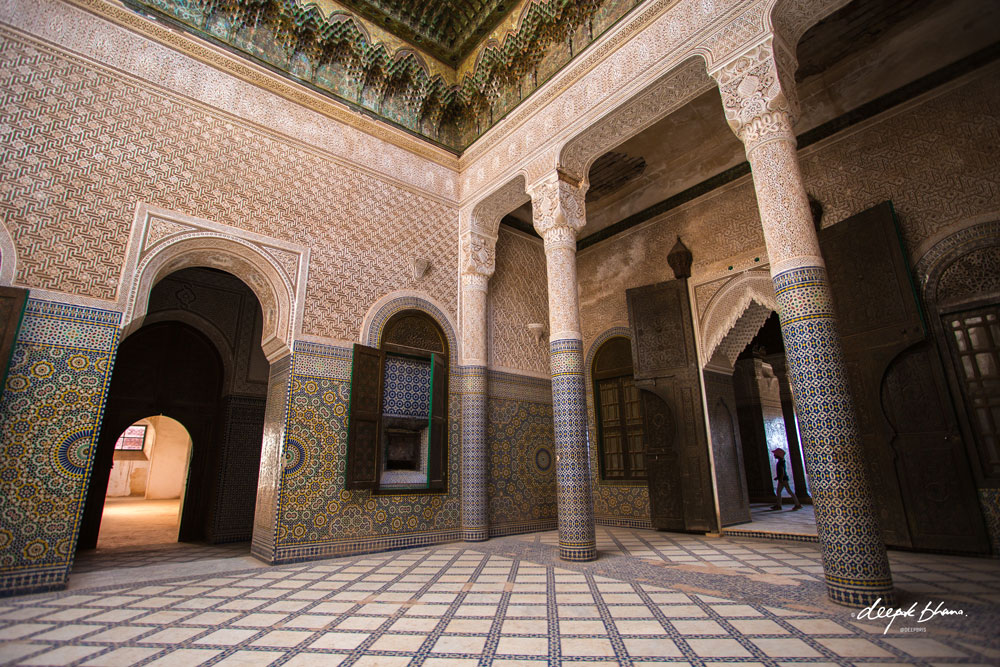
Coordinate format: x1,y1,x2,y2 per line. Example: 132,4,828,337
123,0,641,151
334,0,515,64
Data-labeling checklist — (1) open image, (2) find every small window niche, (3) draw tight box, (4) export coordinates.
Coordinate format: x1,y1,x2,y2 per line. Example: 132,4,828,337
380,353,432,489
346,310,448,493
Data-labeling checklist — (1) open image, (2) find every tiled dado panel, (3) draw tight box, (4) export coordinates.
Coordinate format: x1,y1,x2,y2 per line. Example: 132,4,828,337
0,29,458,341
584,329,652,529
487,371,557,536
275,342,462,562
0,299,120,595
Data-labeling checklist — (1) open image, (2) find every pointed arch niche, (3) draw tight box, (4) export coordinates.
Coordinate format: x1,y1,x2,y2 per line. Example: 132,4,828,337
121,204,310,362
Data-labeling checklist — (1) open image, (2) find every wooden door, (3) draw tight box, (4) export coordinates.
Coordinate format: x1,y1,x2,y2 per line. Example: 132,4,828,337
820,201,989,553
704,370,751,526
0,287,28,389
627,279,716,532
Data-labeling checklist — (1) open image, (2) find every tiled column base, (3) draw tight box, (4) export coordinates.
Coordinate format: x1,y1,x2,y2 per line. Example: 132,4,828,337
551,339,596,562
774,266,894,607
460,365,489,542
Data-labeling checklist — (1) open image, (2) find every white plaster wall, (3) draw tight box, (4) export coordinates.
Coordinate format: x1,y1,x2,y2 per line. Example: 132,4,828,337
106,460,148,497
145,416,192,500
106,419,155,497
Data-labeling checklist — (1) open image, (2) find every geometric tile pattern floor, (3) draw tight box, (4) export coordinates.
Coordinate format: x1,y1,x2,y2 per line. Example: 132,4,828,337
1,528,998,666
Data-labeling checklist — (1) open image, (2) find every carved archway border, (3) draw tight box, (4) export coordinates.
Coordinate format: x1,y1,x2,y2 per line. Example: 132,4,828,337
558,57,714,185
767,0,853,50
916,218,1000,309
0,217,16,286
584,325,632,387
462,175,529,238
361,290,458,361
699,269,777,367
121,204,310,362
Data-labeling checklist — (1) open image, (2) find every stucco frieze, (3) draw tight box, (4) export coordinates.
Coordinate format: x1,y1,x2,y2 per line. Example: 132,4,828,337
460,0,846,210
1,0,459,202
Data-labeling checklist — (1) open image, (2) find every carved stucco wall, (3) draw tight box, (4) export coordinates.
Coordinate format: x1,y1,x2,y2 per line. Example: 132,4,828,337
488,228,550,375
578,180,764,348
579,67,1000,352
714,302,774,368
0,29,458,342
800,67,1000,256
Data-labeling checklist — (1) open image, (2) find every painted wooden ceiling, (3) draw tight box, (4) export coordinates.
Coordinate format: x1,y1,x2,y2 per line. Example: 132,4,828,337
120,0,640,151
334,0,515,64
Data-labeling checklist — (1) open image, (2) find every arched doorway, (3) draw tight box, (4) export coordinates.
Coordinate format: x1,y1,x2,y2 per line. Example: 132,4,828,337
79,268,270,551
703,306,812,528
920,220,1000,554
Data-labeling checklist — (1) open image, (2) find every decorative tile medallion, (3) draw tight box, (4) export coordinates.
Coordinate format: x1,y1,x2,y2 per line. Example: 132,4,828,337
0,299,120,596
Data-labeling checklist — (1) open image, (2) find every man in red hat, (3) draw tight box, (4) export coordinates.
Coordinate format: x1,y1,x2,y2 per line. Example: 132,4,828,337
771,448,802,511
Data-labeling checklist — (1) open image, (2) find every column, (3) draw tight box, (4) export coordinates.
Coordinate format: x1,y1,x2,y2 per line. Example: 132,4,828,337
459,229,495,541
528,171,596,562
711,37,893,606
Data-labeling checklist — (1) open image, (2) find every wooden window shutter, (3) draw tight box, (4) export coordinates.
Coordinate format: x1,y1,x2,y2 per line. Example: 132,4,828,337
346,343,385,490
0,287,28,390
427,352,448,491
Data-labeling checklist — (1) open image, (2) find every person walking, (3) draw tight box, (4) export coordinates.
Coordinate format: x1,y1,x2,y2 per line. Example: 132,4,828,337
771,448,802,511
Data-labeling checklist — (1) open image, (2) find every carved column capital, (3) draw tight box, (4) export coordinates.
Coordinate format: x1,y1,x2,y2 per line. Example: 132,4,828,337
527,171,587,250
710,36,799,153
461,271,490,293
460,230,496,280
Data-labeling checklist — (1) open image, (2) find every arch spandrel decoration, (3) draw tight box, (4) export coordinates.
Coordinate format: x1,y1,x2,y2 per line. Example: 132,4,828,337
121,205,310,362
699,269,777,367
361,291,458,360
557,58,714,186
917,219,1000,310
464,175,529,238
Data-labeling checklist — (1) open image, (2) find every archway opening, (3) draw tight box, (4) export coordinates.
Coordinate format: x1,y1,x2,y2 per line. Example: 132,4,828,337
97,416,191,548
77,267,271,557
705,309,815,535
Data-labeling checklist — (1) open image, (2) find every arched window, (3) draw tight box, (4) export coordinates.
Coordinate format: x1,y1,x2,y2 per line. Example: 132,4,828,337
593,337,646,481
346,310,449,493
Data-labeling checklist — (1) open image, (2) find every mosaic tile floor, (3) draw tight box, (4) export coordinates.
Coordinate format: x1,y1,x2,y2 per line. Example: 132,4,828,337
2,528,998,666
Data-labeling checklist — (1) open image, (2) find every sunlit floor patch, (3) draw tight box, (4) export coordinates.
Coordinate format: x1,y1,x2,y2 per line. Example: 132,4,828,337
97,498,182,550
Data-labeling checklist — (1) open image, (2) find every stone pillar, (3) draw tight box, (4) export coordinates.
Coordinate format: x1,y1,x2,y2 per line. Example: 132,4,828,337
459,229,496,541
528,171,596,562
711,37,893,606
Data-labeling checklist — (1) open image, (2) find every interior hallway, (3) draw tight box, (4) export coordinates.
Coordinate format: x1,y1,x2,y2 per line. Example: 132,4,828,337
1,528,997,666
